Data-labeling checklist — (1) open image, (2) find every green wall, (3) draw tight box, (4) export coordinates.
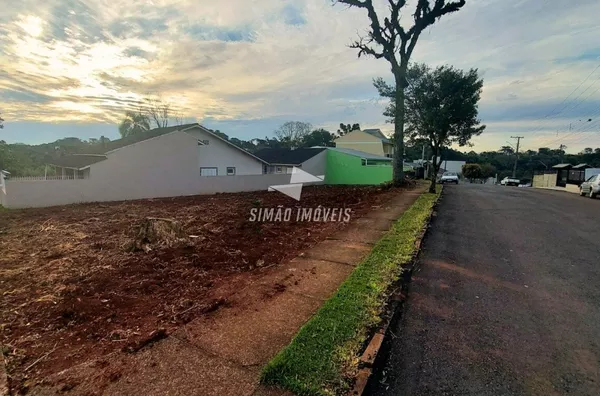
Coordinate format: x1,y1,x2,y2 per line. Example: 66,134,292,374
325,150,393,185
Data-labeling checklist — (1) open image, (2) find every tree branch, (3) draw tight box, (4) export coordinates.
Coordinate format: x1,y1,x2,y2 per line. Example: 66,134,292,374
350,37,385,59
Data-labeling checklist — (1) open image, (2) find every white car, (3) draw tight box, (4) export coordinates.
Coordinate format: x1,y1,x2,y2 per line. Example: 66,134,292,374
440,172,459,184
500,177,520,186
579,174,600,198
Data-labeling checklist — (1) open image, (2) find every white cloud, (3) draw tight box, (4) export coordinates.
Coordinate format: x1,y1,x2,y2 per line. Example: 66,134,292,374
1,0,600,153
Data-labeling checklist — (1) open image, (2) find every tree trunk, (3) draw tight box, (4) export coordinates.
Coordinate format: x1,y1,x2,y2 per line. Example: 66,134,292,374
392,70,407,186
429,145,440,193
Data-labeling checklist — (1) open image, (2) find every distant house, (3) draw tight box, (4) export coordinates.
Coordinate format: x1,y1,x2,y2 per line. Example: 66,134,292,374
253,148,327,176
254,146,401,185
47,123,268,179
532,163,600,193
334,129,394,158
49,155,108,179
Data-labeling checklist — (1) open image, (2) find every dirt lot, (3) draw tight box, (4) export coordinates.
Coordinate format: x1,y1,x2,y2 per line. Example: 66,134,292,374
0,185,400,394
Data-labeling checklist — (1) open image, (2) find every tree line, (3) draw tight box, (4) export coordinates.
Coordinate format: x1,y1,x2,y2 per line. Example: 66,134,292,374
0,121,363,177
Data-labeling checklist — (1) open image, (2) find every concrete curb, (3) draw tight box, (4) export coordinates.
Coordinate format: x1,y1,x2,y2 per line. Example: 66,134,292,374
349,186,443,396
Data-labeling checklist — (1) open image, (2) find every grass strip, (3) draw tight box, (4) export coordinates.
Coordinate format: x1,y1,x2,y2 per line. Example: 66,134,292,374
261,188,440,395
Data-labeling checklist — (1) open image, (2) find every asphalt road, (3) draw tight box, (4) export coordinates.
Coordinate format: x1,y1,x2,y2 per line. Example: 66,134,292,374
366,184,600,396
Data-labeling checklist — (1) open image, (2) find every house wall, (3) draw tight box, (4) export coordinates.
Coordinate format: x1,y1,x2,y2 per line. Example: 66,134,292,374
325,150,392,185
3,174,292,208
184,128,264,175
533,173,557,188
301,150,327,176
334,130,384,156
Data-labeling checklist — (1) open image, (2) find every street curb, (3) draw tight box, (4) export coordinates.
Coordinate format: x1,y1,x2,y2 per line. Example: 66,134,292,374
349,186,443,396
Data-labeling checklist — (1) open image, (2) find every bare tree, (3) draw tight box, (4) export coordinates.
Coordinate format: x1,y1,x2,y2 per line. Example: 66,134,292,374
274,121,312,148
338,0,466,185
143,96,172,129
174,112,185,126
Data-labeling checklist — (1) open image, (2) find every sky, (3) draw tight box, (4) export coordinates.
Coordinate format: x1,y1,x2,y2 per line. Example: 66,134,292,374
1,0,600,154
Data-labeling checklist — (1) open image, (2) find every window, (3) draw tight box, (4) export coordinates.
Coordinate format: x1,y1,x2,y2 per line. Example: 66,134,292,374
200,167,218,177
586,175,597,182
275,166,283,173
226,167,236,176
198,139,210,145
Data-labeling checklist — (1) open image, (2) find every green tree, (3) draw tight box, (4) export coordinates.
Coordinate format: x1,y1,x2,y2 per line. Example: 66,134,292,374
274,121,312,148
375,63,485,192
462,163,483,182
118,110,150,138
499,145,514,155
302,129,336,147
336,123,360,136
339,0,467,186
480,163,497,179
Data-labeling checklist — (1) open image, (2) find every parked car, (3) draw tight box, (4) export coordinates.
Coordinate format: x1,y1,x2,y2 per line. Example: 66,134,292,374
440,171,459,184
579,174,600,198
500,176,520,186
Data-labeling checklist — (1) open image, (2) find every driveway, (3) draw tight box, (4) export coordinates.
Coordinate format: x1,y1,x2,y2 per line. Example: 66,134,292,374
366,184,600,396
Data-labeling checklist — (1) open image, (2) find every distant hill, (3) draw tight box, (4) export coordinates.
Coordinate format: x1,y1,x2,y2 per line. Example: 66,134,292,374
0,137,111,176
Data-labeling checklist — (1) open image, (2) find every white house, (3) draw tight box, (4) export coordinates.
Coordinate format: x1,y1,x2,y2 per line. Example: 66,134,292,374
3,124,292,208
49,123,267,179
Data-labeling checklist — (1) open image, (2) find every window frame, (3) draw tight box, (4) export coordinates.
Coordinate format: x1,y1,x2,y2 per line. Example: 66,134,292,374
275,166,283,174
226,167,236,176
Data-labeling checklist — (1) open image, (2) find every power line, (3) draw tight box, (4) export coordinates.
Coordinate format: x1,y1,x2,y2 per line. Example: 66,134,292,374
526,62,600,137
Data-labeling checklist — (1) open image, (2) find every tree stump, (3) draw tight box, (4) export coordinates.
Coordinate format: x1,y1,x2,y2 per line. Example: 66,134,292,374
128,217,186,252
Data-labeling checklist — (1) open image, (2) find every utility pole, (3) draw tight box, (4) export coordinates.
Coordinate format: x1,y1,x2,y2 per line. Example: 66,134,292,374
511,136,524,178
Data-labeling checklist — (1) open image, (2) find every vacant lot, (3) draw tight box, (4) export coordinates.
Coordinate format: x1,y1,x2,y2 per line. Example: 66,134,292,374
0,185,397,393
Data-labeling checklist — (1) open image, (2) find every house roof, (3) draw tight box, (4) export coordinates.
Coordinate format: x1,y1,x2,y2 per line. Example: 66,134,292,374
80,123,200,155
362,129,391,144
54,123,267,166
48,154,108,170
573,163,591,169
552,163,572,169
329,147,392,161
253,148,326,165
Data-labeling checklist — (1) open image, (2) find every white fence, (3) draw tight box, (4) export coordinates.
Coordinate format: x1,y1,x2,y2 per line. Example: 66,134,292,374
7,175,82,181
1,174,297,209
